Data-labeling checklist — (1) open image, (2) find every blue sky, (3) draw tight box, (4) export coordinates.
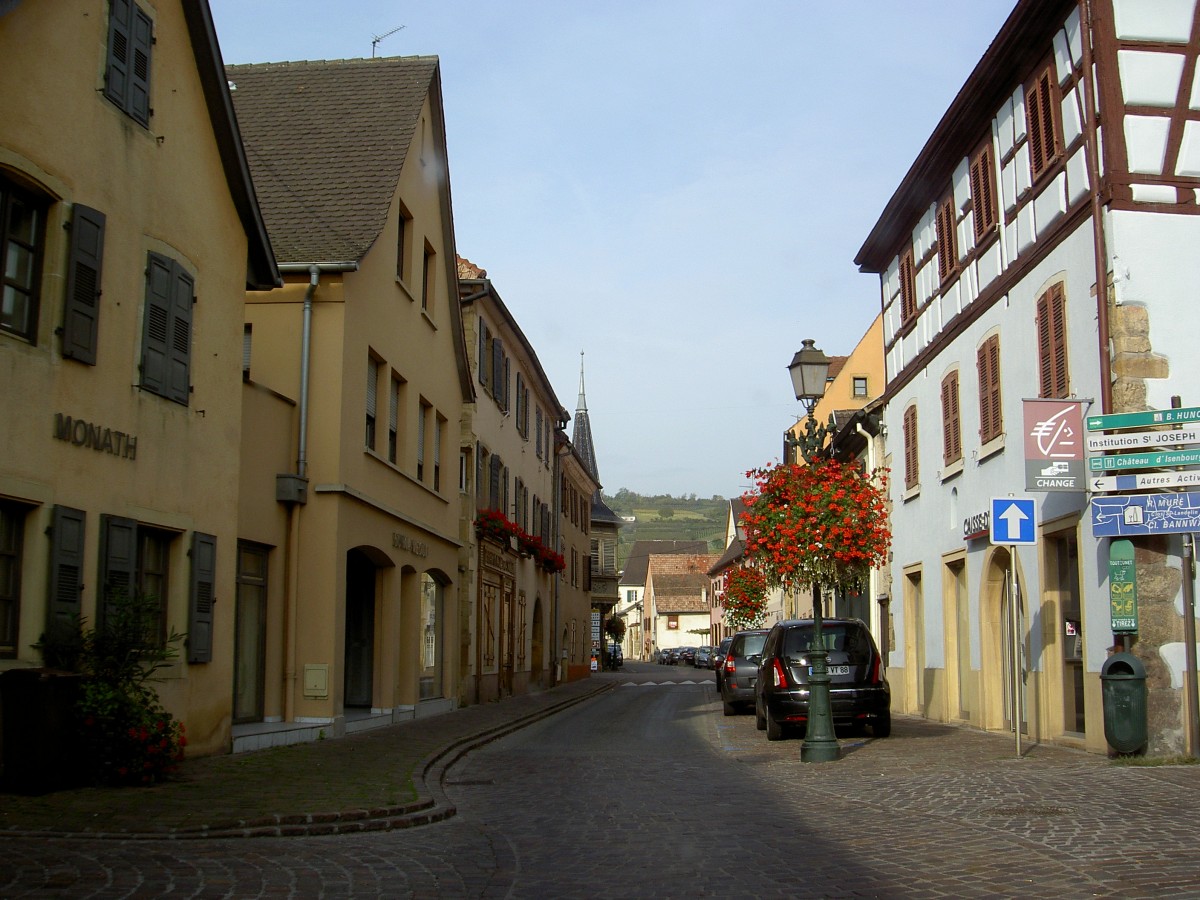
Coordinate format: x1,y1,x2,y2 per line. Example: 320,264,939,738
209,0,1018,500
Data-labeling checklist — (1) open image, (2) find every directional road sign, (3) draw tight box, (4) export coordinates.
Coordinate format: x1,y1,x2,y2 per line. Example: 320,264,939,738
1087,406,1200,431
1091,491,1200,537
1090,470,1200,492
990,497,1037,545
1086,426,1200,452
1088,448,1200,471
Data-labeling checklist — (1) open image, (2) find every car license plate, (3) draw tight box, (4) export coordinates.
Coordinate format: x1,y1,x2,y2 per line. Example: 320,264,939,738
810,665,850,676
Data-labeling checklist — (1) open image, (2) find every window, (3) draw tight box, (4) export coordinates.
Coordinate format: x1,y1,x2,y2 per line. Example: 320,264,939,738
1037,283,1069,398
140,252,194,404
1,176,47,343
898,247,916,327
903,404,919,491
477,321,491,391
99,515,176,647
421,242,434,312
535,408,544,458
63,204,107,364
941,371,962,466
935,195,957,284
233,542,268,722
977,335,1003,443
433,412,444,491
852,376,868,398
417,400,429,481
365,357,379,449
419,574,443,700
970,142,998,243
104,0,152,126
395,202,412,283
388,374,404,463
242,324,252,381
515,373,527,437
0,501,26,658
1026,64,1062,181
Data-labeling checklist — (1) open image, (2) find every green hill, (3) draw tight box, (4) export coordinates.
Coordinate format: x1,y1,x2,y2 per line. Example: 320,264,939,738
602,489,729,570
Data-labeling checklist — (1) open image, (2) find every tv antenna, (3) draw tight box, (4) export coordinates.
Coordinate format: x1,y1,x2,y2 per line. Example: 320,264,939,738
371,25,405,57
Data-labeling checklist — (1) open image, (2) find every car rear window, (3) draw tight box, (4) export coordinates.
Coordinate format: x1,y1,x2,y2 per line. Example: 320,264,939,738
733,633,766,656
782,624,872,665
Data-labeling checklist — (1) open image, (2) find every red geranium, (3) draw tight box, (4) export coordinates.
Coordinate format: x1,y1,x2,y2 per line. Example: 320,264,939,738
721,565,769,630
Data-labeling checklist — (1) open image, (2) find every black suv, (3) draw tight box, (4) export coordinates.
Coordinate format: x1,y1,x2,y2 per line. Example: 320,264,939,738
720,629,769,715
755,618,890,740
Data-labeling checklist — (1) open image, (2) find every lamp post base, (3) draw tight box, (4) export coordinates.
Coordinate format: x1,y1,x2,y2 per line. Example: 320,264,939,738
800,673,841,762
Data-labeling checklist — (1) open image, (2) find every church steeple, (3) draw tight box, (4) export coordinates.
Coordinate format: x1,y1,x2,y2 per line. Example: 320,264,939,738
572,351,599,484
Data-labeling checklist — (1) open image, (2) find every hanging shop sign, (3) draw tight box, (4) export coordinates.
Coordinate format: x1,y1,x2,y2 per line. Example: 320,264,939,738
1023,399,1084,491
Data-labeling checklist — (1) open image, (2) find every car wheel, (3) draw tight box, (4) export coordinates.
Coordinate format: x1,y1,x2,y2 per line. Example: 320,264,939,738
755,697,766,731
722,701,737,717
872,711,892,738
766,710,785,741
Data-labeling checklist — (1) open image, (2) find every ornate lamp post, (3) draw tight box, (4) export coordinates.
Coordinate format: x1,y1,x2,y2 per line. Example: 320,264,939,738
785,339,841,762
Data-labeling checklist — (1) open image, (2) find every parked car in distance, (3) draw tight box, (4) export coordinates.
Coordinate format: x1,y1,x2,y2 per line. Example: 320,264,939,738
712,636,734,692
678,646,697,666
720,629,770,715
694,646,713,668
667,647,682,665
755,618,890,741
655,647,670,664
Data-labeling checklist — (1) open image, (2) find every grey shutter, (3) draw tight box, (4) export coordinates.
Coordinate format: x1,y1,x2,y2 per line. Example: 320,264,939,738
188,532,216,663
62,205,106,364
99,515,138,629
104,0,132,111
129,5,152,126
491,337,504,401
47,506,86,628
141,253,192,404
489,454,502,510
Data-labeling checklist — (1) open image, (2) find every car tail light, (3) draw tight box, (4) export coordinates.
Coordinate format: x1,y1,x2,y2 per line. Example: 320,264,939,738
771,658,787,688
723,656,736,675
868,653,882,684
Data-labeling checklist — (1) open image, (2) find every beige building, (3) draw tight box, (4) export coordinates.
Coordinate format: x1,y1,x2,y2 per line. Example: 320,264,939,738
457,257,573,701
0,0,278,756
647,553,720,653
229,56,472,749
557,438,601,681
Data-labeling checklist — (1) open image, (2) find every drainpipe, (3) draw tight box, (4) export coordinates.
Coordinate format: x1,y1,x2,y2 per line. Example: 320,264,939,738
274,261,357,721
1081,0,1113,414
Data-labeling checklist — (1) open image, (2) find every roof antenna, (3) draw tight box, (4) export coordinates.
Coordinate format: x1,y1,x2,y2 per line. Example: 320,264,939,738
371,25,405,57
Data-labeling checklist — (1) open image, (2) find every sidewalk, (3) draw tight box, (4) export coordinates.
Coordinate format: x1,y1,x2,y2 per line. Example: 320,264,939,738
0,678,612,840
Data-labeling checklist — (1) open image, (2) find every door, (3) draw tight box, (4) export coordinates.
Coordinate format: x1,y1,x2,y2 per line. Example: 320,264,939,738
344,549,376,708
233,542,268,723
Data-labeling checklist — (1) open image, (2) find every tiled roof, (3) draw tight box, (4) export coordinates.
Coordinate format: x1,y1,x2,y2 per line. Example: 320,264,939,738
457,255,486,279
620,540,709,585
651,573,711,614
226,56,438,264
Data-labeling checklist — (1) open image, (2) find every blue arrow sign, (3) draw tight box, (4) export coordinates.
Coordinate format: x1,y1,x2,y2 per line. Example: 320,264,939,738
990,497,1037,545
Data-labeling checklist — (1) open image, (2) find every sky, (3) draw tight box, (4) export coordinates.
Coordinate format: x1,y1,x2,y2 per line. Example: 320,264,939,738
208,0,1019,501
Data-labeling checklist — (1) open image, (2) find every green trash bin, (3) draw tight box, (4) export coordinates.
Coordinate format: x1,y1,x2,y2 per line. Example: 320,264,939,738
1100,652,1147,754
0,667,85,794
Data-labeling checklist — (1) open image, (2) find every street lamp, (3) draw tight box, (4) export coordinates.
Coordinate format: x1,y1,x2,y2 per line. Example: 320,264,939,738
784,339,840,763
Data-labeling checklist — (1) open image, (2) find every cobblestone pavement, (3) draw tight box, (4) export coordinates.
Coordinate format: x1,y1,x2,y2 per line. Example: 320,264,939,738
2,666,1198,898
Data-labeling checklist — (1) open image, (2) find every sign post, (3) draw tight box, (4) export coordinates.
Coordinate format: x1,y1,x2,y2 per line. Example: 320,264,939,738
990,498,1035,756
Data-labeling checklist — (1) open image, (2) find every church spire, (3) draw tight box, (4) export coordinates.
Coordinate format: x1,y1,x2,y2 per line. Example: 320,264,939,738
572,350,599,484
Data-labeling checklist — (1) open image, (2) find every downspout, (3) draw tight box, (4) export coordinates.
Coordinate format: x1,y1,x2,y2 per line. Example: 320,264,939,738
1081,0,1114,414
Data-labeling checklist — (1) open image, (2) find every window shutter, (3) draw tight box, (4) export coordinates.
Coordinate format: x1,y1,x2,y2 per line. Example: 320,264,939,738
941,372,962,465
1038,284,1069,398
100,515,138,629
903,406,918,490
1027,70,1058,180
366,359,378,418
978,337,1003,442
142,253,192,404
62,205,105,364
936,198,956,283
970,144,997,242
129,5,152,126
491,336,504,400
188,532,216,663
48,506,86,629
489,454,502,511
899,249,916,324
104,0,133,112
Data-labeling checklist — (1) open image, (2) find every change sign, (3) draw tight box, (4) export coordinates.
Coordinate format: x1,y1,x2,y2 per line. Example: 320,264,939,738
1023,399,1084,491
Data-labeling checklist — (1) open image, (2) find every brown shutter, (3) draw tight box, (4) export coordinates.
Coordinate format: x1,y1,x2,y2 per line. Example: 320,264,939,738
970,144,997,242
936,197,956,283
903,405,919,490
1027,69,1058,180
48,506,86,629
899,249,916,325
1047,284,1069,397
941,372,962,465
62,205,105,364
978,336,1003,442
188,532,216,663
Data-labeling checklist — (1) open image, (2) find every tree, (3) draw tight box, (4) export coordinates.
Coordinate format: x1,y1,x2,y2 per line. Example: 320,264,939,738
740,458,890,595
